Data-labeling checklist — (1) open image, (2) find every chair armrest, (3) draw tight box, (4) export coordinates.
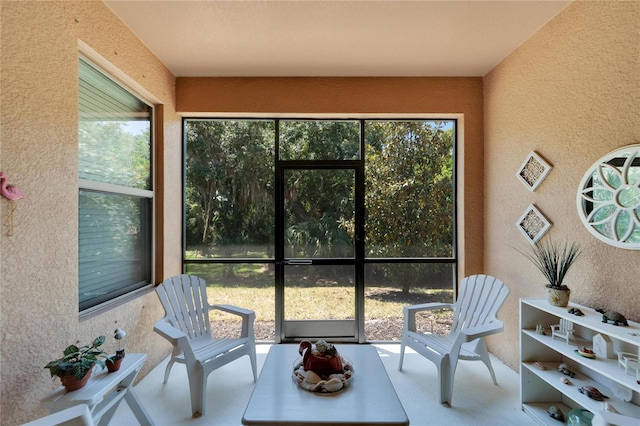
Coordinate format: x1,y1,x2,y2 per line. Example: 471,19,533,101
154,319,200,364
445,321,505,360
457,321,504,343
212,304,255,318
403,303,454,333
617,351,638,360
154,318,188,346
212,304,256,339
404,302,453,315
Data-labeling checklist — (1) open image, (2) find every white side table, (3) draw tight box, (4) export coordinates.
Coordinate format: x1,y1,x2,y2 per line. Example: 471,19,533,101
41,353,154,426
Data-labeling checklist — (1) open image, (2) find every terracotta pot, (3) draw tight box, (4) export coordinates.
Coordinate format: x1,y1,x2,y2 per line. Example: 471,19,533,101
547,287,571,307
107,357,123,373
107,350,125,373
59,368,92,392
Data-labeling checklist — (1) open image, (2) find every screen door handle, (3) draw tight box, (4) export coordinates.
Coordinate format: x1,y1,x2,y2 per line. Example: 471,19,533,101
286,259,313,265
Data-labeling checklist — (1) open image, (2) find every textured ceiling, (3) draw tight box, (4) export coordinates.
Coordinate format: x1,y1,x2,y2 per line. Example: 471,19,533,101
105,0,571,77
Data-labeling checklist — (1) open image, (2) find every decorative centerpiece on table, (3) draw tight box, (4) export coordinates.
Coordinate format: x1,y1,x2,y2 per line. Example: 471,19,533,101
293,340,354,393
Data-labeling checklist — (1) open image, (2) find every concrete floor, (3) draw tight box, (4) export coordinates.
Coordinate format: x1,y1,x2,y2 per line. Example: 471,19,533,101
111,343,536,426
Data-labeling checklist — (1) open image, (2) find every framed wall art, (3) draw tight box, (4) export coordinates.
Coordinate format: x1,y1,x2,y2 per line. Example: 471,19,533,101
517,204,552,244
517,151,552,192
576,144,640,250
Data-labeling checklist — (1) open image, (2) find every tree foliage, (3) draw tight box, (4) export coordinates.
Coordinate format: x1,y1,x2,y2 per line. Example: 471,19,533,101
185,120,274,266
279,121,360,258
365,121,453,258
364,121,454,291
184,119,454,288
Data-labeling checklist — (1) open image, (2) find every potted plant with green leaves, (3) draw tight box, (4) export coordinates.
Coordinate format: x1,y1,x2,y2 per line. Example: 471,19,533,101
45,335,107,391
106,327,127,373
518,239,583,307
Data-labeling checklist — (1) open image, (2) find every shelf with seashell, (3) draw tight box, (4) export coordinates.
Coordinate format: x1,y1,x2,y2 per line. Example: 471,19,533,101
520,299,640,425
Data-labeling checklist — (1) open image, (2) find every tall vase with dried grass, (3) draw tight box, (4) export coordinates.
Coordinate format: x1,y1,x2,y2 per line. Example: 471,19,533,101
518,239,583,307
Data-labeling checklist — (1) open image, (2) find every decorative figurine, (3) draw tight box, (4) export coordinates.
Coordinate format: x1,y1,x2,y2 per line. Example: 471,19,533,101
547,406,565,422
560,376,572,385
558,363,575,377
577,347,596,359
550,318,574,344
568,307,584,316
596,309,629,326
593,334,613,359
578,385,608,401
299,340,343,377
533,361,546,371
604,402,620,414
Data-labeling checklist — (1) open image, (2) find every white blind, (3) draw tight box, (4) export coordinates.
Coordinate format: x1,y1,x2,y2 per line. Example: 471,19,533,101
79,59,150,121
78,57,152,311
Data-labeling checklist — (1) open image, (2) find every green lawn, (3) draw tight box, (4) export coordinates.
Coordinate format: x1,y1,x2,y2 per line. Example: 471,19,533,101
188,261,454,340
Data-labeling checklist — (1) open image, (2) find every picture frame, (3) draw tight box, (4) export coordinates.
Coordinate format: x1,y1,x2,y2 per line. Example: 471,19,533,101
516,151,552,191
517,204,551,244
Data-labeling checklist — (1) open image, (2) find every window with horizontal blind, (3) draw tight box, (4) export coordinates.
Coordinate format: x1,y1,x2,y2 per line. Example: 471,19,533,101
78,57,153,311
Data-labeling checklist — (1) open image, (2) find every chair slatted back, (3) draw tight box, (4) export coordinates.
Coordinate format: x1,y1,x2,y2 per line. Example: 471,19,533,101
451,274,509,333
156,274,212,339
559,318,573,332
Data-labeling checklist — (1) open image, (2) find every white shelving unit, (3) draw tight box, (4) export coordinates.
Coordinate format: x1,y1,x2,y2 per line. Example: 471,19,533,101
520,298,640,425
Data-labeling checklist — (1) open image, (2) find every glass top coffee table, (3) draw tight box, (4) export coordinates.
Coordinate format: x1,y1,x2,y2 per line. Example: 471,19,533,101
242,344,409,425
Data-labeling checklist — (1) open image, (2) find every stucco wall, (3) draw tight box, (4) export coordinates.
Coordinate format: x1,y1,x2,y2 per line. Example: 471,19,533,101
484,0,640,369
4,0,636,423
0,1,181,424
177,76,486,280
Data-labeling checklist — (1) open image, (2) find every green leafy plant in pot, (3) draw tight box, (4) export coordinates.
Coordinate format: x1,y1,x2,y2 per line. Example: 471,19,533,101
45,335,107,391
518,240,583,307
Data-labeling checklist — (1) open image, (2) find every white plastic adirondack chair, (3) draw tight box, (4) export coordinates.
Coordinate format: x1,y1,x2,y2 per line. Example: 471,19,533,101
398,274,509,406
154,274,257,418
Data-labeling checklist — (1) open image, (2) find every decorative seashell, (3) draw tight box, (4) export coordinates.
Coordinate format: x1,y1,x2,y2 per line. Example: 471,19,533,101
304,370,322,384
578,385,608,401
604,403,619,413
325,343,337,357
533,361,546,371
294,367,306,380
557,363,575,377
547,406,565,422
301,380,317,391
315,340,328,354
560,376,572,385
328,374,343,381
323,377,343,392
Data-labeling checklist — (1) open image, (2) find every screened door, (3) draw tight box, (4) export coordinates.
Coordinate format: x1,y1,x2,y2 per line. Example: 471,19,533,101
277,166,362,340
275,119,364,342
